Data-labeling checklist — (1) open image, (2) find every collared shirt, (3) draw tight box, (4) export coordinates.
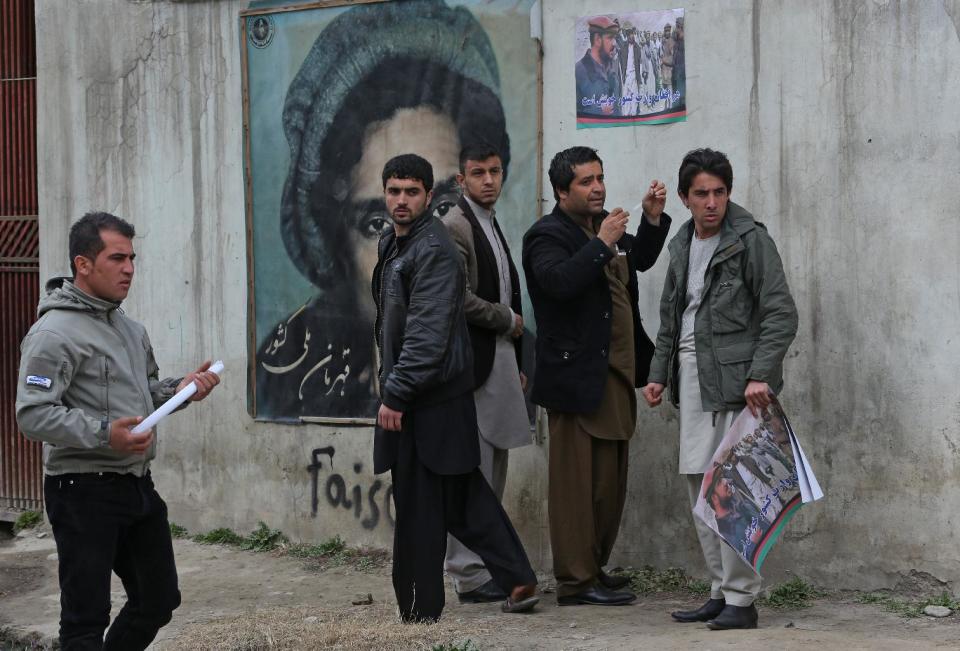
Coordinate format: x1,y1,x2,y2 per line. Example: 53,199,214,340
464,195,512,308
463,194,530,449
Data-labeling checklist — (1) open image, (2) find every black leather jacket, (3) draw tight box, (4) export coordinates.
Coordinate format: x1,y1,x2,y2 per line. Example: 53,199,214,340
372,214,474,412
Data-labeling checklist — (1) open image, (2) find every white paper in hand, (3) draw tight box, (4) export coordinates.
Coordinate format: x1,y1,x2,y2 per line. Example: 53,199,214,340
131,360,224,434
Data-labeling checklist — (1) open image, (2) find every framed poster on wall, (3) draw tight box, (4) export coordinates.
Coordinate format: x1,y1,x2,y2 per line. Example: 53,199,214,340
241,0,540,423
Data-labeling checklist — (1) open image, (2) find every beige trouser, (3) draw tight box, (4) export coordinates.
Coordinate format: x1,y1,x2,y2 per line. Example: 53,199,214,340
444,436,509,593
685,474,762,606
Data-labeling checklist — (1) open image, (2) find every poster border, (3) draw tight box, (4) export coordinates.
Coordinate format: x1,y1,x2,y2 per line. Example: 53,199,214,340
239,0,543,424
240,0,389,424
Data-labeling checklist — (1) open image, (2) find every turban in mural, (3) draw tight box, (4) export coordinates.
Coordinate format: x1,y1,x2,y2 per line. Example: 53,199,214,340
280,0,509,289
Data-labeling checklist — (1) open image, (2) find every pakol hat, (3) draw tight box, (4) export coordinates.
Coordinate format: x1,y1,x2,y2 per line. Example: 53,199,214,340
587,15,620,35
279,0,502,288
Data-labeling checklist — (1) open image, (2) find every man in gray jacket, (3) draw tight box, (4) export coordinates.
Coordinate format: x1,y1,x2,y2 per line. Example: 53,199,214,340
16,212,219,651
440,144,532,603
642,149,797,631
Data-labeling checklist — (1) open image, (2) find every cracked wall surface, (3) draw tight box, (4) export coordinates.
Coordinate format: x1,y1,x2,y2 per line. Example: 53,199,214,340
34,0,548,564
543,0,960,591
35,0,960,591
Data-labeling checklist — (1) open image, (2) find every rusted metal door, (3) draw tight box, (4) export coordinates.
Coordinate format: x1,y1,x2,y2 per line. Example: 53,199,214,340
0,0,42,513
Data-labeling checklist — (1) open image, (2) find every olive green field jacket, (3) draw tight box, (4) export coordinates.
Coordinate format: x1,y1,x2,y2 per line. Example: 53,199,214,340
647,202,798,411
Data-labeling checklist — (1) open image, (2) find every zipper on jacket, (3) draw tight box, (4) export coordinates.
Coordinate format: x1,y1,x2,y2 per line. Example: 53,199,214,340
104,360,110,419
374,240,400,357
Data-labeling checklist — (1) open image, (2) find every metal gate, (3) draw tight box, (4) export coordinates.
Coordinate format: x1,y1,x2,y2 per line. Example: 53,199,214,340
0,0,42,514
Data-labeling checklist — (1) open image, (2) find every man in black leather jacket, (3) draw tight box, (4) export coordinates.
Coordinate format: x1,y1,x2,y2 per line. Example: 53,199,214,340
372,154,538,622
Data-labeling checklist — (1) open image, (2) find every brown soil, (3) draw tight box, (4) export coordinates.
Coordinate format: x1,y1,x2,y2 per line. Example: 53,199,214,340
3,530,960,650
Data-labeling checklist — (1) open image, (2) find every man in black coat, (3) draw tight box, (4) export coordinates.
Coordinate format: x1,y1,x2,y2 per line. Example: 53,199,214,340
372,154,538,622
522,146,671,606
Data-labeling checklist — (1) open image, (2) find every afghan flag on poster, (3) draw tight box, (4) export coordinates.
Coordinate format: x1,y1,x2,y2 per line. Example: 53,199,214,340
574,8,686,129
692,398,824,573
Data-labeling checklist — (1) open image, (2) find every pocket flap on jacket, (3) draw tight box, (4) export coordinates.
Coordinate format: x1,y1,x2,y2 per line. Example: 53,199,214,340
715,341,755,364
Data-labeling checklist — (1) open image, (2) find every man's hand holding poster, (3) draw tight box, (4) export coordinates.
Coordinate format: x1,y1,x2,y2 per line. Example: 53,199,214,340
693,398,823,573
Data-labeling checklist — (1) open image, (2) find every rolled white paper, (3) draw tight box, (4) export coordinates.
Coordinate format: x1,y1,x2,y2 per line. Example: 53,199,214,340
131,360,224,434
631,201,643,214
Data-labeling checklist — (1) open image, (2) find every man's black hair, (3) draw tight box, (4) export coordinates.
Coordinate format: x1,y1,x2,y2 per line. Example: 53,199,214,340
381,154,434,192
68,211,135,276
458,143,501,174
677,148,733,197
548,146,602,201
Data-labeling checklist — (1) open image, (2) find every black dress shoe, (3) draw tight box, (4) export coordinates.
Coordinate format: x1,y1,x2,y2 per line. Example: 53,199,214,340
598,569,631,591
557,584,636,606
671,598,726,623
707,604,758,630
458,579,508,603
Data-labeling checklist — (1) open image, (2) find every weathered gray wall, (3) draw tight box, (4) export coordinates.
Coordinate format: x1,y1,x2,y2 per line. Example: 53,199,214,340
542,0,960,591
34,0,550,563
35,0,960,592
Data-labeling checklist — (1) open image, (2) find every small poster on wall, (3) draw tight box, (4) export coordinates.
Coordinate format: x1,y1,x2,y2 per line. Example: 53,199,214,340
574,8,686,128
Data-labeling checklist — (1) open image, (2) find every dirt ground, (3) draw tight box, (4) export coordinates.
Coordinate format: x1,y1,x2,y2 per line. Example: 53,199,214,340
3,524,960,650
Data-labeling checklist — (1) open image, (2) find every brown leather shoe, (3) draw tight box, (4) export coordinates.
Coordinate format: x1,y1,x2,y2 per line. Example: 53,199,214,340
457,579,508,603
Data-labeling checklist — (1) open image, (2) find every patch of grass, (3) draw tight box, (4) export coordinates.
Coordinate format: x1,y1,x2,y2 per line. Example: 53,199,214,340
287,536,389,572
240,521,289,552
12,510,42,534
686,579,711,596
620,565,707,595
288,535,347,558
760,577,822,609
192,527,244,546
432,641,480,651
169,522,188,538
857,590,960,618
187,527,388,572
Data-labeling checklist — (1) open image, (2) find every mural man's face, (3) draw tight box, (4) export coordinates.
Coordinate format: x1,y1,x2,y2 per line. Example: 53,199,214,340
347,106,460,320
600,33,617,61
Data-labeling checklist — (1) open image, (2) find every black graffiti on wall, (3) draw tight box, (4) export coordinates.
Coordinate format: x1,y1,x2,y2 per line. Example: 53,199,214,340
306,446,394,530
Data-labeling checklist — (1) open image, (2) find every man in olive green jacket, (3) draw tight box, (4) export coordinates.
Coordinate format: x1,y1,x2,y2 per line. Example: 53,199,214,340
642,149,797,631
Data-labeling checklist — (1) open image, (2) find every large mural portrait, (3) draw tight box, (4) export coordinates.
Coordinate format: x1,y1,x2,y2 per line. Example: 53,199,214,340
241,0,540,422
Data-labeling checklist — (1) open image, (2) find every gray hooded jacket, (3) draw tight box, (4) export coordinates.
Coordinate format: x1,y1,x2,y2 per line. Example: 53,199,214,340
16,278,181,476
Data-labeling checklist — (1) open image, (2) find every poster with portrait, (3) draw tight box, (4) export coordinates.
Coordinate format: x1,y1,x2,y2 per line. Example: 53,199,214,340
692,399,823,573
241,0,540,422
574,8,685,128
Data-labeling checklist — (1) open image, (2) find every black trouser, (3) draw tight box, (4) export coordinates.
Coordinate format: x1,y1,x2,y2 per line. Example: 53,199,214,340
390,433,536,622
44,472,181,651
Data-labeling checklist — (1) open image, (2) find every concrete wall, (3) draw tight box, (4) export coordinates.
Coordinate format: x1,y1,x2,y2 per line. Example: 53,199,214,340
35,0,551,564
36,0,960,592
542,0,960,591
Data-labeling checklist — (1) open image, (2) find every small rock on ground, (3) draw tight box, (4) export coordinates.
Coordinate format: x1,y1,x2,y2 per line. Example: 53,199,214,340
351,593,374,605
923,605,952,618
